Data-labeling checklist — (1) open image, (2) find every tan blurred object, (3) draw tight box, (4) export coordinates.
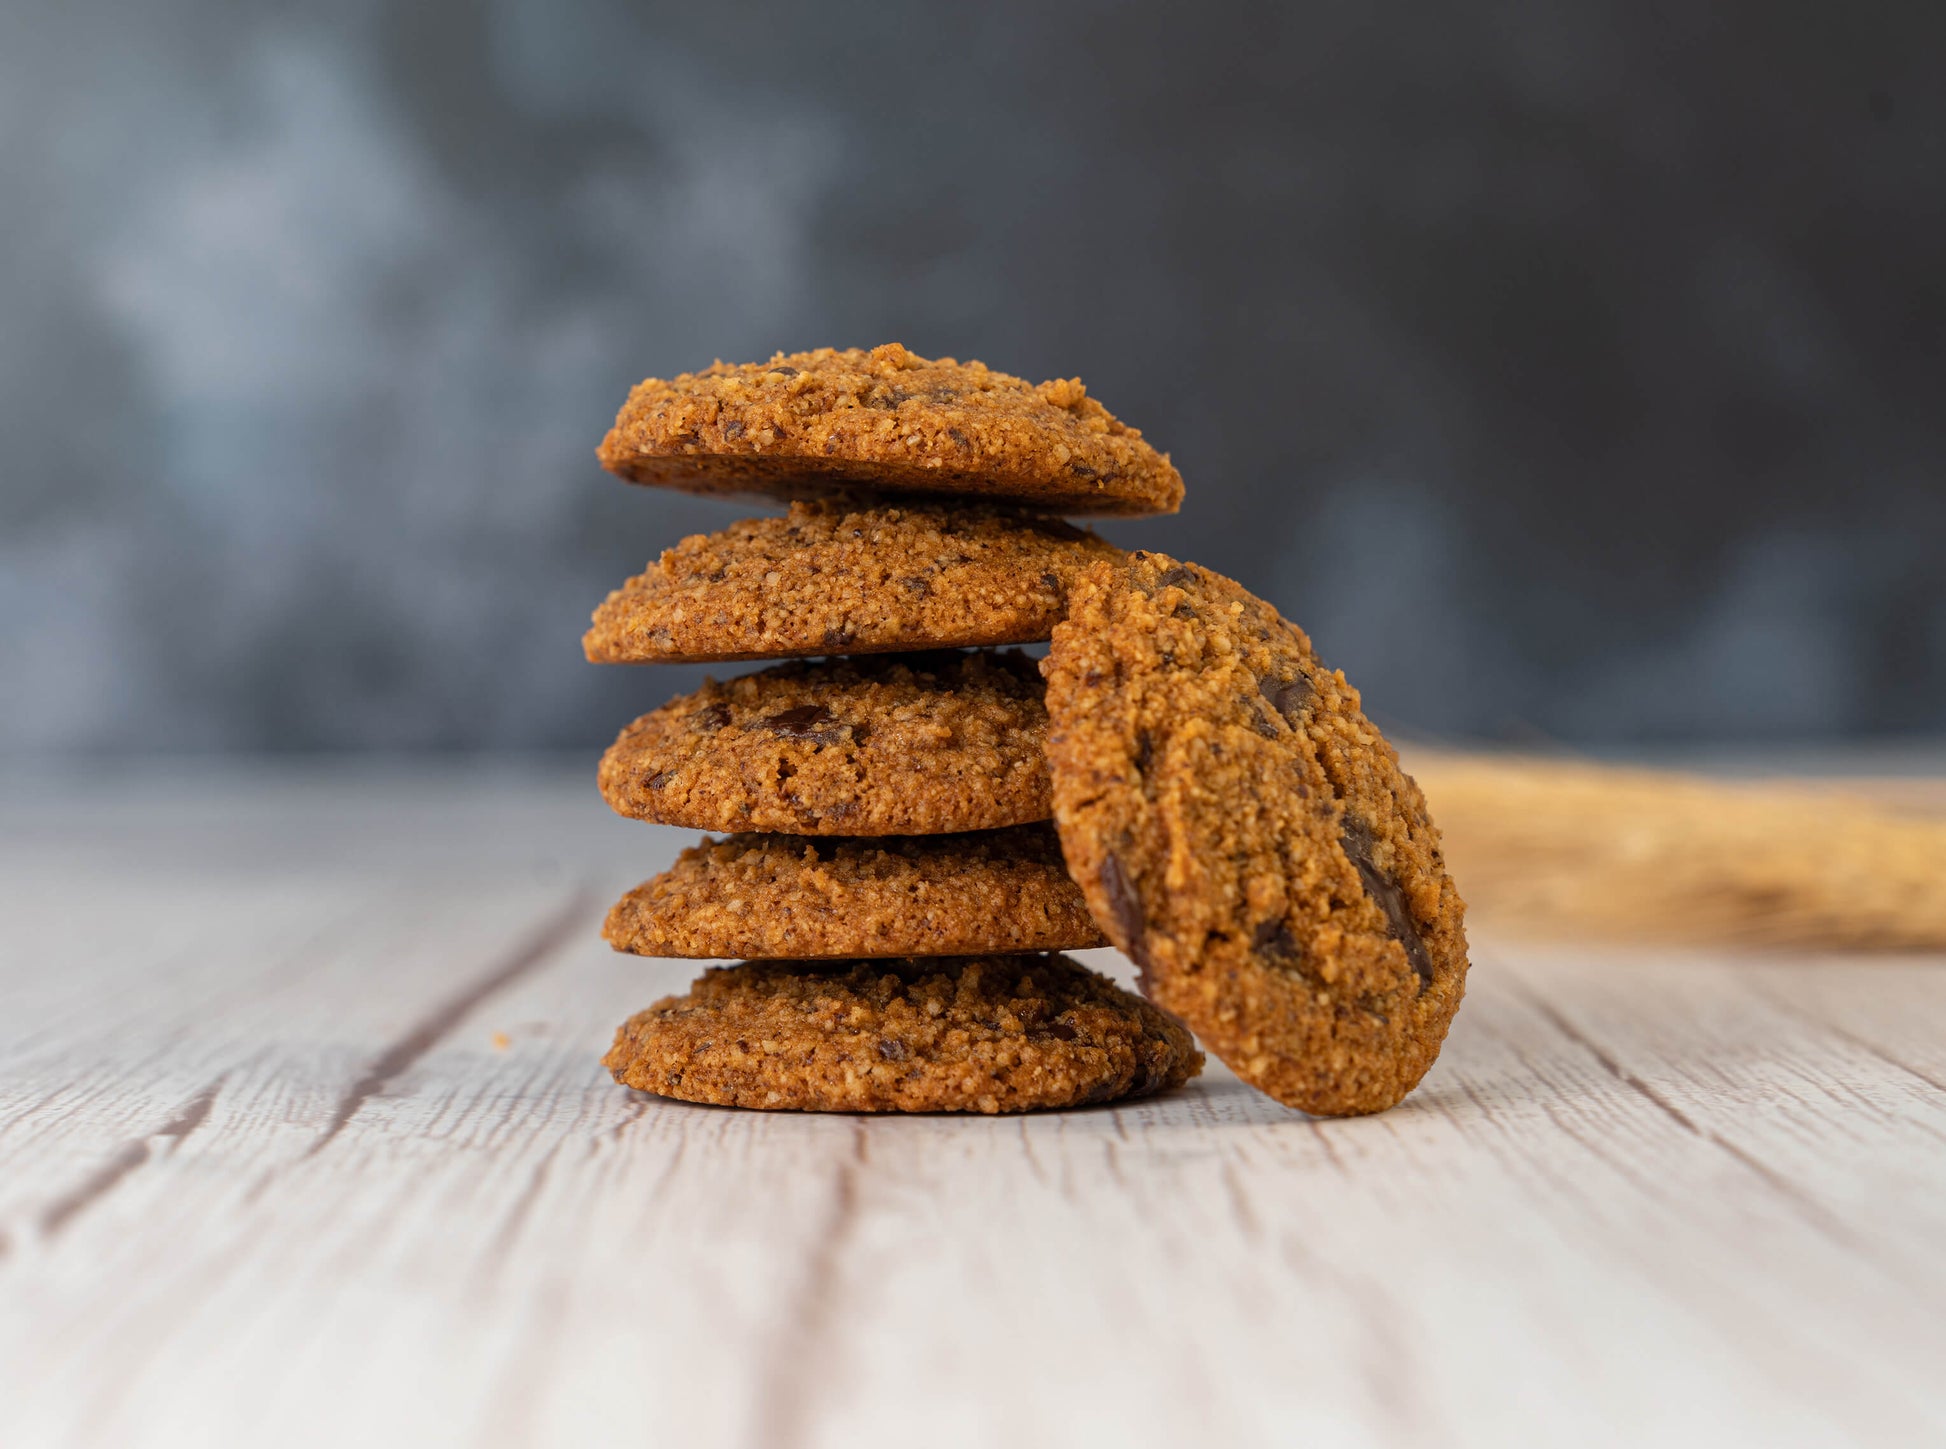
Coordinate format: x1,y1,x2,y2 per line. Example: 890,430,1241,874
1408,751,1946,950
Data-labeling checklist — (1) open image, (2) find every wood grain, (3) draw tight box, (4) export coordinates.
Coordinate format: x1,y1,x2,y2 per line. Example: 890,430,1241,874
2,764,1943,1449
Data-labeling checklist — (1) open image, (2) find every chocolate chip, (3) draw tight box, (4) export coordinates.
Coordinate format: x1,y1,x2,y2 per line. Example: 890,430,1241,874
1068,462,1100,479
694,702,732,731
822,625,854,648
1157,565,1196,589
947,427,970,447
1340,817,1435,989
1251,918,1300,961
646,770,676,791
768,365,798,377
1257,674,1312,725
900,576,931,597
763,704,846,744
1099,853,1149,990
875,1038,909,1062
1040,571,1061,593
721,419,746,440
1047,1021,1078,1041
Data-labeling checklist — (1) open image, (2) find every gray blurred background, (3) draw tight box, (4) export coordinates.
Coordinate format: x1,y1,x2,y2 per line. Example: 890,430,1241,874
4,0,1943,756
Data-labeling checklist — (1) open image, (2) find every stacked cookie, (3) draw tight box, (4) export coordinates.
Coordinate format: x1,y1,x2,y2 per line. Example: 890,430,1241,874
585,344,1204,1113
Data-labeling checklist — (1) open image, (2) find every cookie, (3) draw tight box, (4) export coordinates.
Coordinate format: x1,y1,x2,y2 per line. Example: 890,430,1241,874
1042,553,1469,1117
602,954,1203,1113
597,343,1183,517
585,500,1124,664
598,650,1050,835
603,825,1106,959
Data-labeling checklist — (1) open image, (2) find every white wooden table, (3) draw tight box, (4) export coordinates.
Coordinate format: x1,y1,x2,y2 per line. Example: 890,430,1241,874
4,761,1943,1449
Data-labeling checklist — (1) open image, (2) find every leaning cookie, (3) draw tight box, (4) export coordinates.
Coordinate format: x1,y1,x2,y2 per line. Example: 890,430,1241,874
585,501,1123,664
604,826,1106,959
1042,553,1469,1117
603,954,1202,1113
598,650,1050,835
597,343,1183,517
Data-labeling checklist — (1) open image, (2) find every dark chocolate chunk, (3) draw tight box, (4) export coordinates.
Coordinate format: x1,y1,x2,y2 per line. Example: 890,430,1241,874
1047,1021,1079,1041
767,364,799,377
821,625,854,648
694,702,732,731
1157,565,1196,589
721,419,746,440
763,704,847,745
1099,852,1146,948
1099,852,1153,991
875,1038,909,1062
1340,817,1435,988
1251,918,1300,961
1257,674,1312,725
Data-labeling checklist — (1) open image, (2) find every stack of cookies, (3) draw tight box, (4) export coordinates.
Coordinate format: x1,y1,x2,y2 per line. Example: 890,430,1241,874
585,344,1205,1113
586,343,1471,1118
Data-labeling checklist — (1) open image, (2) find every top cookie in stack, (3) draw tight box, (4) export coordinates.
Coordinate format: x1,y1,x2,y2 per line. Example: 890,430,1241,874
586,344,1202,1114
595,342,1183,516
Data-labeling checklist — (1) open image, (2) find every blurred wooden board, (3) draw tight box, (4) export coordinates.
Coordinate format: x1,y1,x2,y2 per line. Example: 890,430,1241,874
2,762,1944,1449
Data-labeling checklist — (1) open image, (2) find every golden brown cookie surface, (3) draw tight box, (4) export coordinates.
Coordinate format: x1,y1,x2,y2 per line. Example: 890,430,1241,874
603,954,1202,1113
604,826,1106,960
597,343,1183,516
598,650,1050,836
1042,553,1469,1117
585,501,1122,664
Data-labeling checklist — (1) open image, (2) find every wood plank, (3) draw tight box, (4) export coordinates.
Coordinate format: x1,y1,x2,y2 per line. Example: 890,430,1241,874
3,772,1944,1448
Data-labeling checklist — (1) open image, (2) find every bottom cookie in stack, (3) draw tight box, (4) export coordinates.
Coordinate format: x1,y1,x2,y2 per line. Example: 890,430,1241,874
599,825,1202,1113
603,955,1202,1115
